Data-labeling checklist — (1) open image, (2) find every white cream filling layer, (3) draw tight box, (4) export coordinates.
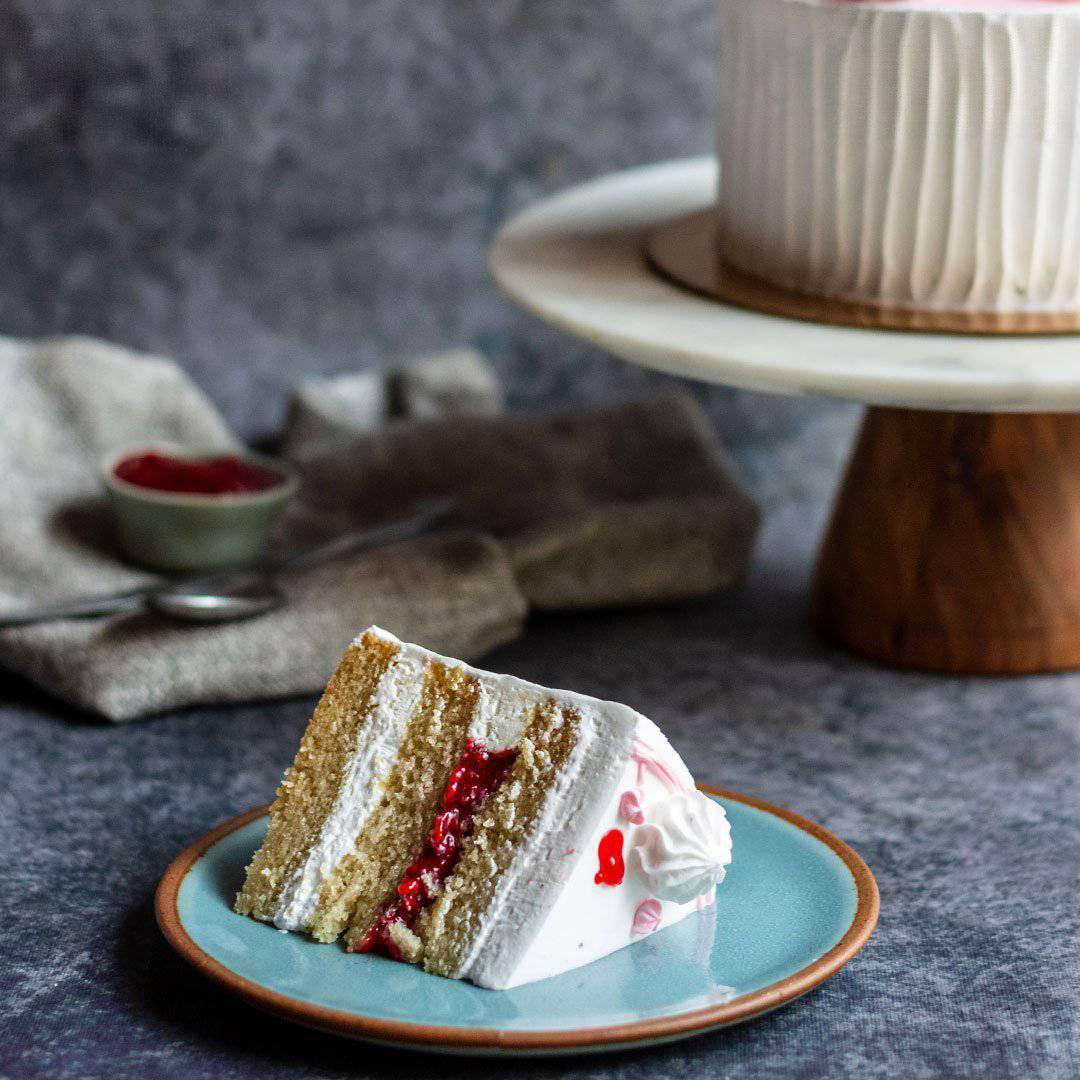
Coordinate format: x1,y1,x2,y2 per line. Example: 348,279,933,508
270,646,426,931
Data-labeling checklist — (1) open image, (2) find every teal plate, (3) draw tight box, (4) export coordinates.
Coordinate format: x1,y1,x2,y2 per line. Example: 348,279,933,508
156,787,878,1056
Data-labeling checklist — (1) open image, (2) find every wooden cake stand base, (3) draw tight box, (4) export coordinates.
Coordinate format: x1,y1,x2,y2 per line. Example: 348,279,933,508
812,409,1080,674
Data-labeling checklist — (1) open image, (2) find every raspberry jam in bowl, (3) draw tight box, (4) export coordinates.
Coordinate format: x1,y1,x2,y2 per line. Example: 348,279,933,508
112,452,285,496
102,445,298,572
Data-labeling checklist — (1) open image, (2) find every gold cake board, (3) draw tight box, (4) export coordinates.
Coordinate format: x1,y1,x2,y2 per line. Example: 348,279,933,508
645,208,1080,336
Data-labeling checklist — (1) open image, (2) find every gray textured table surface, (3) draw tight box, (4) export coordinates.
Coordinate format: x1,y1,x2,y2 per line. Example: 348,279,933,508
2,3,1080,1077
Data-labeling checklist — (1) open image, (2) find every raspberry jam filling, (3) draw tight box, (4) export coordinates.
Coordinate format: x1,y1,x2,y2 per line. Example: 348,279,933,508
113,452,284,496
354,738,519,959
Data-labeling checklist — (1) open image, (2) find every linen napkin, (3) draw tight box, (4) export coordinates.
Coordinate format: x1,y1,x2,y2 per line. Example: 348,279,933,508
0,336,758,721
290,396,759,611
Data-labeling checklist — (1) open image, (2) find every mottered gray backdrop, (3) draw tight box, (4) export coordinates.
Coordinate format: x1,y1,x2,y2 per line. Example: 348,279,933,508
1,3,1077,1078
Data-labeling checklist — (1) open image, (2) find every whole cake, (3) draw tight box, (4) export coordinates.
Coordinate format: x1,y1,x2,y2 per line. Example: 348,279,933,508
236,627,731,989
716,0,1080,313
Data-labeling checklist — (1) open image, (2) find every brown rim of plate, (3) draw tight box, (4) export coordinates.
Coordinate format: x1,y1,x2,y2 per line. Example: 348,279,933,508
154,784,880,1053
646,208,1080,336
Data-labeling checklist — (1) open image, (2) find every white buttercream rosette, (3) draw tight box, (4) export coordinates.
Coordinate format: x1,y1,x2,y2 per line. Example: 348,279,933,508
630,790,732,904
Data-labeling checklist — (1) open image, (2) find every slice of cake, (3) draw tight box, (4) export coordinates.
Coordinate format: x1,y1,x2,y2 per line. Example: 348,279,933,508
235,626,731,989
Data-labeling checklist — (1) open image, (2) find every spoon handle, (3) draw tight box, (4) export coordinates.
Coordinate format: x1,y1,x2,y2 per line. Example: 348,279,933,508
0,500,456,629
269,498,456,573
0,591,147,628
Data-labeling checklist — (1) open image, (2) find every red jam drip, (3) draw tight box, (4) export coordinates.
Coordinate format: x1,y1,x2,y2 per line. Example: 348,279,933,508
113,452,283,495
594,828,625,886
354,738,519,959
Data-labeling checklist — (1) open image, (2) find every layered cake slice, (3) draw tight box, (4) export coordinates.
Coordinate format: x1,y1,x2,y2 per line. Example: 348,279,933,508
235,627,731,989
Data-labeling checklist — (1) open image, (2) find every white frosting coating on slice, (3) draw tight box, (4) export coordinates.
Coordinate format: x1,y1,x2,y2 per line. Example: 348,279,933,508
717,0,1080,312
270,647,426,930
483,717,731,990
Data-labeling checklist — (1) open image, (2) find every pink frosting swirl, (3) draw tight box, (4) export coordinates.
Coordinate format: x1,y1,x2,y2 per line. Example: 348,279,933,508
632,899,663,936
618,790,646,825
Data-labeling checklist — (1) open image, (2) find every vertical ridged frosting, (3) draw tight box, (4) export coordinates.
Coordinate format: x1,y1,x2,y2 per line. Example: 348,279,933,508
717,0,1080,313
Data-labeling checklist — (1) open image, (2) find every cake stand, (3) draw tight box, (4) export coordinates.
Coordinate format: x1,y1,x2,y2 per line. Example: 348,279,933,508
490,157,1080,675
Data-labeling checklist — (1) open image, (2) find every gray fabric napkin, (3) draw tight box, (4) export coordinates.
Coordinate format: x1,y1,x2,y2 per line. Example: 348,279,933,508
0,336,758,721
0,338,523,720
291,396,760,611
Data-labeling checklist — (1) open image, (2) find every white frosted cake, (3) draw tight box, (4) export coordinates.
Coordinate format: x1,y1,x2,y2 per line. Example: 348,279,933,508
236,627,731,989
717,0,1080,313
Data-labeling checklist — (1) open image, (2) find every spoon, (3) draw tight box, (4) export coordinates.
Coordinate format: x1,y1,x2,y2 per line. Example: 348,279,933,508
148,573,288,624
0,499,454,628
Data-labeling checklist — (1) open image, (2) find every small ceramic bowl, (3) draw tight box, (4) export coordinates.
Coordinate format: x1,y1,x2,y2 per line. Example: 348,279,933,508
102,444,298,573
